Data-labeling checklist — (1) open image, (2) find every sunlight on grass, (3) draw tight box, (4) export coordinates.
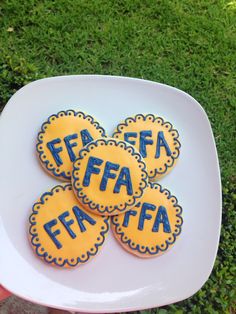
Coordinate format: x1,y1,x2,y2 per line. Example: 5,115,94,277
225,0,236,10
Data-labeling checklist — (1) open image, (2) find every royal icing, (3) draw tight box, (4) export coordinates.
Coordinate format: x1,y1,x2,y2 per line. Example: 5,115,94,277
29,184,109,268
36,110,107,181
72,138,148,216
113,114,181,180
111,183,183,257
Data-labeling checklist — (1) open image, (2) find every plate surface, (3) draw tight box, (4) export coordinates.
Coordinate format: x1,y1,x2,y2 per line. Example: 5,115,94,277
0,75,221,312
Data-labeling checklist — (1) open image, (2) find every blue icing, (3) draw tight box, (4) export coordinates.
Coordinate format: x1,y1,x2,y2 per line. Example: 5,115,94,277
155,131,172,158
140,130,153,158
47,138,63,166
100,161,120,191
124,132,137,146
48,130,94,166
152,206,171,233
72,139,148,214
83,156,103,187
122,210,137,227
58,211,76,239
138,202,156,231
114,167,133,195
44,219,62,249
112,114,181,179
64,133,78,162
111,182,183,256
81,129,94,146
124,130,172,160
82,156,133,195
37,110,107,181
72,205,96,232
30,184,110,267
138,203,171,233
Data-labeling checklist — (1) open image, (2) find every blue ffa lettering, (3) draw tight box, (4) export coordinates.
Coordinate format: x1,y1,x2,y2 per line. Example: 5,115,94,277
46,129,93,166
122,202,171,233
124,130,171,158
83,156,133,195
44,206,96,249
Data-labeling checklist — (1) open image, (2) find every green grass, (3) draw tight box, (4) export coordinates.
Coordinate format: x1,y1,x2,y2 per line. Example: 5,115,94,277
0,0,235,312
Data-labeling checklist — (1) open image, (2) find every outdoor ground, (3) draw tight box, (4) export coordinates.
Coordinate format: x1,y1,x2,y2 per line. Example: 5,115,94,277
0,0,235,313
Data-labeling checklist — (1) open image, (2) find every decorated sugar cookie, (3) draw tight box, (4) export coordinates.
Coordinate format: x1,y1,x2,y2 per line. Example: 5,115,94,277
111,183,183,258
72,138,148,216
36,110,107,181
29,184,109,268
113,114,181,180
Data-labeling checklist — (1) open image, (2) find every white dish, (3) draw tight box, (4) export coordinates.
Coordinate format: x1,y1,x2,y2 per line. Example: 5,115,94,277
0,75,221,312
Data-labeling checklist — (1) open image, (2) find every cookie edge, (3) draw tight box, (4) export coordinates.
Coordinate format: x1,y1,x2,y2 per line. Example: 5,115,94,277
36,109,107,181
29,183,110,268
111,182,183,257
112,113,181,179
72,138,149,215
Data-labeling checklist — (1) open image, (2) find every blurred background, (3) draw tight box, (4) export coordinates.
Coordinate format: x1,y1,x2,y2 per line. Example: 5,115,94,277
0,0,235,313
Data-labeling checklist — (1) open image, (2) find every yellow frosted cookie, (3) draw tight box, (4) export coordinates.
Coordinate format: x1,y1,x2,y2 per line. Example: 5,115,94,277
72,138,148,216
29,184,109,268
36,110,107,181
111,183,183,258
113,114,181,180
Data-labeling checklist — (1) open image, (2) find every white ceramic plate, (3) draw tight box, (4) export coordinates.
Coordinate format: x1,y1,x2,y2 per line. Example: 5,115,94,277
0,75,221,313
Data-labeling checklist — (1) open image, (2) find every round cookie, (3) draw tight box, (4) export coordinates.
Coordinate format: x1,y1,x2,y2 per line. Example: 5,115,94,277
111,183,183,258
113,114,181,180
29,184,109,268
36,110,107,181
72,138,148,216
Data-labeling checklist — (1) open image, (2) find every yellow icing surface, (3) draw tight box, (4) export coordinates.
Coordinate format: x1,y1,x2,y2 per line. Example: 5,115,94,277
113,114,181,180
37,110,106,181
111,183,183,257
72,138,148,216
29,184,109,268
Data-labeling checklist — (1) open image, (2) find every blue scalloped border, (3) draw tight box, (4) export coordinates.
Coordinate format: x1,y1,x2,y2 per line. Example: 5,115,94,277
29,184,110,267
111,182,183,256
36,110,107,181
72,138,149,214
112,113,181,179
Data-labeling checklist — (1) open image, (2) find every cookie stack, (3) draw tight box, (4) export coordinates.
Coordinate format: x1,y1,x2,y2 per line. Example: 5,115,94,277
29,110,183,268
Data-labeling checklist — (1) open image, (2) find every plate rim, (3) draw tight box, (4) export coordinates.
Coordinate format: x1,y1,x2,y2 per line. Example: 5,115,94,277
0,74,222,312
